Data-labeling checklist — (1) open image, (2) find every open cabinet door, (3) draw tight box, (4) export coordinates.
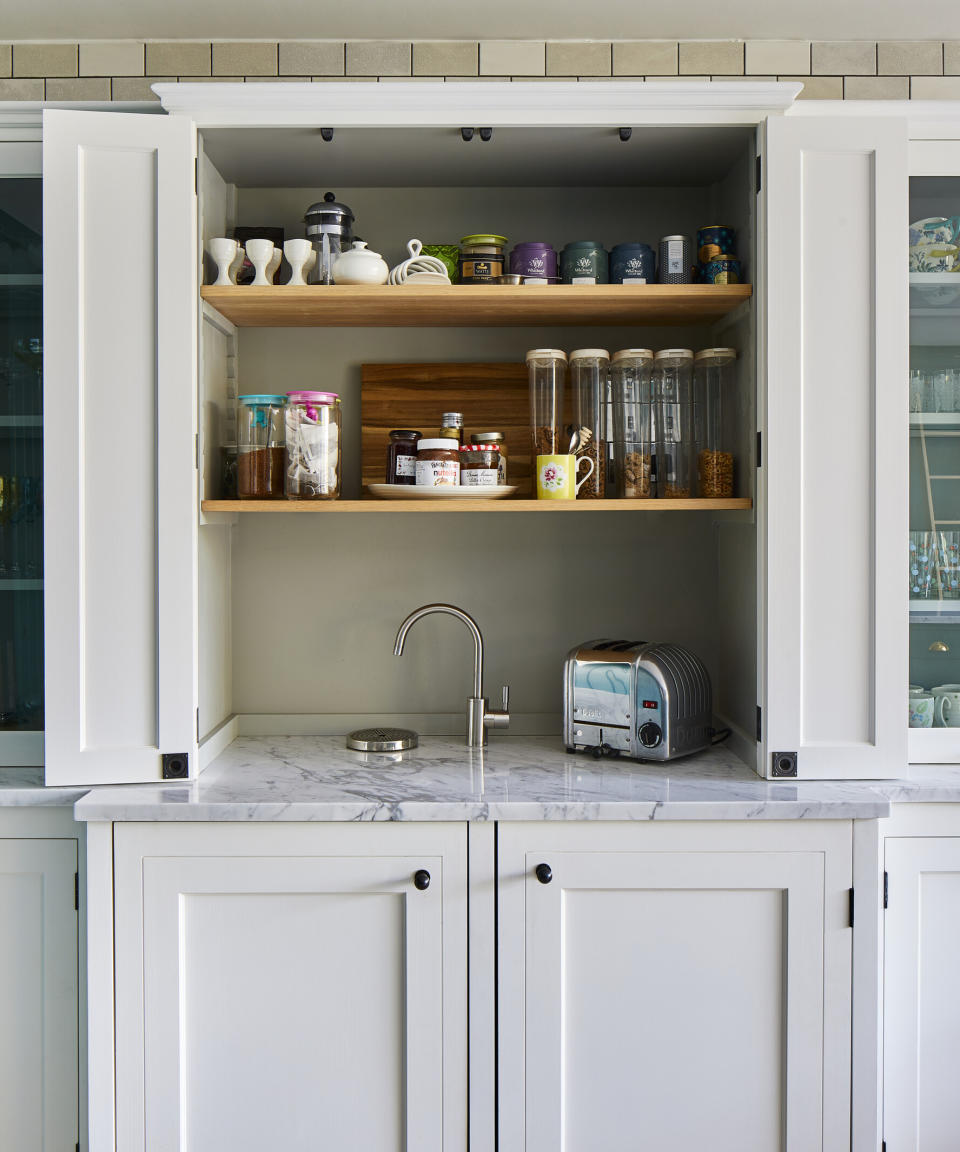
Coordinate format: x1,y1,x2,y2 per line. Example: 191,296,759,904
762,113,908,779
43,110,198,784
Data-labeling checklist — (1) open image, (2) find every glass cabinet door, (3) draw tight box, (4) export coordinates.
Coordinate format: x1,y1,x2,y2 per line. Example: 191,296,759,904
909,158,960,760
0,166,42,766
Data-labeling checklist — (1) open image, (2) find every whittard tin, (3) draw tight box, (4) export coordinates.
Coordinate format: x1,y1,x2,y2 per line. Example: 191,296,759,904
697,225,736,263
657,235,692,284
701,255,742,285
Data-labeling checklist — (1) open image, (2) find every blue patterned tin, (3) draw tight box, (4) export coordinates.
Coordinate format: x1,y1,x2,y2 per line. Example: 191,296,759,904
697,225,736,264
701,256,742,285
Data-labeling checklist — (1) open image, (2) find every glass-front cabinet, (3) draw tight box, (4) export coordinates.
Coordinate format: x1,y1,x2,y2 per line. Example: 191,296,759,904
909,143,960,760
0,141,42,766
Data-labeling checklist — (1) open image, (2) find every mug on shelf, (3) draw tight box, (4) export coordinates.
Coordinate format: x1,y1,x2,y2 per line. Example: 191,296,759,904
936,690,960,728
909,693,935,728
931,684,960,726
536,453,595,499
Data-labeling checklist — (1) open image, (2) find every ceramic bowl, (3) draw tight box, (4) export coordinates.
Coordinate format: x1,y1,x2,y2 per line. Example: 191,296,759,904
910,242,958,273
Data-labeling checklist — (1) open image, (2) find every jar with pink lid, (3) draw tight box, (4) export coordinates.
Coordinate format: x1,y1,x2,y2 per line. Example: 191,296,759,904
285,390,341,499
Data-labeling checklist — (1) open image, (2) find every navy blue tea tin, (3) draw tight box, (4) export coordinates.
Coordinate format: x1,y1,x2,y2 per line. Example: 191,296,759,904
696,225,736,264
610,243,656,285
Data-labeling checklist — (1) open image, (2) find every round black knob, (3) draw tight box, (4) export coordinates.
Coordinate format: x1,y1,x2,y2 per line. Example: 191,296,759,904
535,863,553,885
413,869,431,891
638,722,662,749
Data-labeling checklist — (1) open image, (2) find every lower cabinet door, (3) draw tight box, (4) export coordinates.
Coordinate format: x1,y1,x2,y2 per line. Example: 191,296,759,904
883,836,960,1151
114,823,467,1152
498,822,852,1152
0,838,79,1152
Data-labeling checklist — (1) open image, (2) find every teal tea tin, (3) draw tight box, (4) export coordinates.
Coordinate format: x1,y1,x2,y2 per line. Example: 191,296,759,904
560,241,609,284
701,255,742,285
697,225,736,264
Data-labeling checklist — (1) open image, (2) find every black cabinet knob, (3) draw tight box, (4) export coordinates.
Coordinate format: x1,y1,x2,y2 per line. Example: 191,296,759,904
413,869,431,891
535,863,553,885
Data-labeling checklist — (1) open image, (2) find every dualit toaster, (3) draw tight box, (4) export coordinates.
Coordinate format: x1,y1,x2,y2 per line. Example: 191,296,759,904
563,640,713,761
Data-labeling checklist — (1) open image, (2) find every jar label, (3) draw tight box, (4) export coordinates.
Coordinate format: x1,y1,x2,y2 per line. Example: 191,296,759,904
622,276,647,284
461,468,498,487
572,275,597,285
395,454,416,477
460,258,502,280
666,241,684,274
416,458,460,487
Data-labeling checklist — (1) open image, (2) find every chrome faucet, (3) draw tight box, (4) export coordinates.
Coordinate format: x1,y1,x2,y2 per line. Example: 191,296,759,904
393,603,510,747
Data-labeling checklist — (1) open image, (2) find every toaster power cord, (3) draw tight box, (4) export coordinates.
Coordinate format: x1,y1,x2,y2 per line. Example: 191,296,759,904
710,727,731,745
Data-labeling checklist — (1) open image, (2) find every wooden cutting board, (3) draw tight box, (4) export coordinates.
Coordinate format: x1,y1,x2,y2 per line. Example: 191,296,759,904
361,362,532,495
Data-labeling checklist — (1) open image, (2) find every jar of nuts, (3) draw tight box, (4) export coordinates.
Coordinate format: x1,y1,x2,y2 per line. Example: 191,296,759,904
693,348,737,499
610,349,654,498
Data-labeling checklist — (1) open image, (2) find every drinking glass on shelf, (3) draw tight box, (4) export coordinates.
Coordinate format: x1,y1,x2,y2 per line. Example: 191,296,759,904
910,530,940,599
940,531,960,598
934,370,954,414
910,369,925,413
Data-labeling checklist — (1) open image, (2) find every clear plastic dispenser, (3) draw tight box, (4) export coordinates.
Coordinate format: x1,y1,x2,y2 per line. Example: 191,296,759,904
569,348,610,499
526,348,568,457
611,349,655,498
694,348,737,498
238,394,287,499
652,349,695,498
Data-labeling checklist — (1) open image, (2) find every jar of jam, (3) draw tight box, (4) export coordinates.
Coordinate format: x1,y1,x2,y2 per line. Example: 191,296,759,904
470,432,507,484
415,438,460,487
459,234,507,282
386,429,421,485
459,444,500,487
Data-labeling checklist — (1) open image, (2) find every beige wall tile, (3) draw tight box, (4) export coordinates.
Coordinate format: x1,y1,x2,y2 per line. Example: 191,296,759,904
745,40,809,75
312,76,375,83
212,42,277,76
379,75,444,82
645,75,711,83
844,75,910,99
279,41,343,76
946,42,960,74
878,41,942,75
713,74,775,82
13,43,77,78
111,76,174,101
0,77,44,98
180,75,243,84
546,41,610,76
346,41,411,75
79,41,143,76
413,41,477,75
679,41,743,75
45,76,110,99
446,75,509,82
245,75,309,83
783,74,844,99
612,41,677,75
146,42,210,76
910,75,960,98
0,45,11,79
812,41,875,75
479,41,545,76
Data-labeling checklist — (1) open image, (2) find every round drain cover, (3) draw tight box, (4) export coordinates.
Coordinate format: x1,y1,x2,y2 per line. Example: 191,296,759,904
346,727,420,753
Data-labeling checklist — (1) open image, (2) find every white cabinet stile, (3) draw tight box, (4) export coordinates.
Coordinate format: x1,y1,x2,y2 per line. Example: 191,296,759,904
42,110,199,785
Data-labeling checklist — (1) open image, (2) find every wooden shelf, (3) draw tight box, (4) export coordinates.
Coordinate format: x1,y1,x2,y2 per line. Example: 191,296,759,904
202,498,752,513
199,283,753,328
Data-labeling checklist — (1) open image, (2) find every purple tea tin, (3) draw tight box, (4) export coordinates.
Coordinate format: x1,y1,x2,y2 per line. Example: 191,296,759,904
509,242,558,282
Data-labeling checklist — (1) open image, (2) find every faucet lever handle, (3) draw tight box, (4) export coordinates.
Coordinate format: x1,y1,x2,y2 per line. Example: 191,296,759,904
501,685,510,712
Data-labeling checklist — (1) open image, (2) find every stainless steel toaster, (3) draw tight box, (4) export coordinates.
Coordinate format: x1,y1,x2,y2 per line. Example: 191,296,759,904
563,640,713,761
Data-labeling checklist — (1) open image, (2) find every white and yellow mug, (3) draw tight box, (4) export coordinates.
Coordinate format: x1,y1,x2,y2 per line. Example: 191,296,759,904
536,453,595,499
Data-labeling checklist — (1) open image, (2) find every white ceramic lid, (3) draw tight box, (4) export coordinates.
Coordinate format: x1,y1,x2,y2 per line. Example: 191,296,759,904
526,348,567,362
569,348,610,361
694,347,738,361
654,348,694,360
417,438,457,451
612,348,653,362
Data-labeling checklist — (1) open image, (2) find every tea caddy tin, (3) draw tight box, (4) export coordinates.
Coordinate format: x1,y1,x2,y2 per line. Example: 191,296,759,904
561,241,609,285
696,225,736,263
701,255,742,285
657,235,693,284
510,242,558,282
610,242,655,285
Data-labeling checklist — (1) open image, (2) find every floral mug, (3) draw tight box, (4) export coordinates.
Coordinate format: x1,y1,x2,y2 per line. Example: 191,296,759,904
911,217,960,246
536,454,595,499
909,693,935,728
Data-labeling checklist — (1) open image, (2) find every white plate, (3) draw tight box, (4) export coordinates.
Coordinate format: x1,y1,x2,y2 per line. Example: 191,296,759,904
367,483,518,500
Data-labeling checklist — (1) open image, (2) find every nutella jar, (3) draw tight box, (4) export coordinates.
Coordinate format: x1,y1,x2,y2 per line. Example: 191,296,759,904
459,444,500,487
386,429,421,485
415,438,460,487
470,431,507,484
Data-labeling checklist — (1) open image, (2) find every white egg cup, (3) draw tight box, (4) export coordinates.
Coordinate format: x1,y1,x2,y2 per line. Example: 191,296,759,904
245,238,281,287
209,237,243,287
283,238,317,286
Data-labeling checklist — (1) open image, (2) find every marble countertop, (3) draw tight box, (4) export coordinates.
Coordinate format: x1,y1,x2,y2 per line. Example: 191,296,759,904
0,766,90,807
71,735,894,822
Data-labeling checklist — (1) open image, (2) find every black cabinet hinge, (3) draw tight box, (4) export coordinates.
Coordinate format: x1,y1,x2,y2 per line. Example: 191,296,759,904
756,706,762,742
848,888,854,928
194,156,199,195
74,872,79,911
883,871,889,909
756,430,762,467
755,154,762,194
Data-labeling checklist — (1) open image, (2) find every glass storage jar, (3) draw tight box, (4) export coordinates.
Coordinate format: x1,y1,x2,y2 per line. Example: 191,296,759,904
285,391,341,499
386,429,421,485
652,350,695,498
238,394,287,499
694,348,737,498
459,235,507,282
470,432,507,485
611,349,654,498
459,444,501,487
527,348,567,458
416,439,460,487
569,348,609,499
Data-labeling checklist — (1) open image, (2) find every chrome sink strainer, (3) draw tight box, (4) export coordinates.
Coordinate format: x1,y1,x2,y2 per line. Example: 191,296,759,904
345,727,419,753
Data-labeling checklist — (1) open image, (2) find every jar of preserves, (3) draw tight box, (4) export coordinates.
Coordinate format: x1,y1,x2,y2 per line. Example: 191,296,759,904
285,391,341,499
459,444,500,487
386,429,421,485
610,349,654,498
651,349,695,498
459,234,507,282
694,348,737,498
415,438,460,487
470,432,507,484
238,394,287,499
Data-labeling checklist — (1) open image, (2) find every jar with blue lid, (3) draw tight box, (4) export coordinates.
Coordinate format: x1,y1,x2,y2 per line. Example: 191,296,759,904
610,243,656,285
560,241,609,285
238,393,287,499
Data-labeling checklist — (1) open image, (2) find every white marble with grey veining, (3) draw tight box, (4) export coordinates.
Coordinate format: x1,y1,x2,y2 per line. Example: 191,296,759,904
867,763,960,804
72,735,893,822
0,766,89,807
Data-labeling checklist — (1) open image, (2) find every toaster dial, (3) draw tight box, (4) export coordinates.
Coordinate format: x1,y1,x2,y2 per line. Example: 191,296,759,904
638,721,662,749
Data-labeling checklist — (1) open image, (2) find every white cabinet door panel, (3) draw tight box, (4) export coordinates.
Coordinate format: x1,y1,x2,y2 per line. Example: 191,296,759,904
0,839,78,1152
114,823,467,1152
43,109,197,785
883,837,960,1151
763,114,908,778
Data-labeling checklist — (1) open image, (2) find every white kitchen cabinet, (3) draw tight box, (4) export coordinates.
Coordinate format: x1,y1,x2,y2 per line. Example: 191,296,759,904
498,820,853,1152
111,821,467,1152
0,809,80,1152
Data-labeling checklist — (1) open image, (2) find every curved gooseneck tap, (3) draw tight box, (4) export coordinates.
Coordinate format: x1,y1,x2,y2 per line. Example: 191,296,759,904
393,603,509,747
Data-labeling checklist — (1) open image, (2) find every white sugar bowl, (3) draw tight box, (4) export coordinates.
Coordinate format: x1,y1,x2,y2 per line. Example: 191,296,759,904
331,240,389,285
